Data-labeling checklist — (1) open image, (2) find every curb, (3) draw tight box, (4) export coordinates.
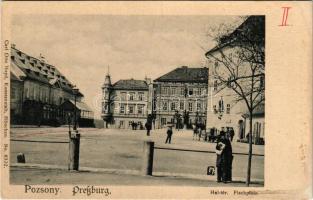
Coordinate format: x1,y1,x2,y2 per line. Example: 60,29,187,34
11,163,264,184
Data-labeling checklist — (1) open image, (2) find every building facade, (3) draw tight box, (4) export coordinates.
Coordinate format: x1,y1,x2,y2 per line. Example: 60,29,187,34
101,73,152,129
10,45,94,126
153,66,208,129
205,16,265,142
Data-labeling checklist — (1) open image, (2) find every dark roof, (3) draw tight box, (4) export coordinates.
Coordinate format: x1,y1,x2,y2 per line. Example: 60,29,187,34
154,66,208,83
112,79,148,90
11,47,83,96
206,16,265,56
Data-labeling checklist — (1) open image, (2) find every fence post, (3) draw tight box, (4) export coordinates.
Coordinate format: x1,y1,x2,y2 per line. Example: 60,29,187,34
17,153,25,163
68,131,80,171
142,141,154,175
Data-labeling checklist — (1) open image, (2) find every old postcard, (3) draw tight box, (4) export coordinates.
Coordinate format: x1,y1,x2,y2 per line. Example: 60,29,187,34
0,1,312,199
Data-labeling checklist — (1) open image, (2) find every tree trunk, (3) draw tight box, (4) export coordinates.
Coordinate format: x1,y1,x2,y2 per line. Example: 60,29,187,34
246,109,253,186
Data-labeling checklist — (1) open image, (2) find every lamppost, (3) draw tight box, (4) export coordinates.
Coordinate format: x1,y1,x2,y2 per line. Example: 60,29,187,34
68,87,80,171
72,87,79,131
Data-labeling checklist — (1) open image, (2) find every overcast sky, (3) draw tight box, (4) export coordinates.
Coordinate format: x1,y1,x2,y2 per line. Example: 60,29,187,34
12,15,242,118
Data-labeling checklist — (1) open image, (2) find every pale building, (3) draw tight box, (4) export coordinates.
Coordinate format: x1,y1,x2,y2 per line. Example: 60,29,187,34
205,16,265,142
101,73,152,129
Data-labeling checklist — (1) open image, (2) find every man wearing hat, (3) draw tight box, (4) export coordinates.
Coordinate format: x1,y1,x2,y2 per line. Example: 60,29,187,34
215,130,233,183
165,125,173,144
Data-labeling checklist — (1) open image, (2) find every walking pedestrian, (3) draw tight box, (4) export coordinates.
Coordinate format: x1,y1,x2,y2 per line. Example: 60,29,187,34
145,121,152,136
165,125,173,144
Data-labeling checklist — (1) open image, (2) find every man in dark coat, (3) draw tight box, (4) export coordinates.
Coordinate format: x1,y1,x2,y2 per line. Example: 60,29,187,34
215,130,233,183
145,122,152,136
165,126,173,144
224,133,233,182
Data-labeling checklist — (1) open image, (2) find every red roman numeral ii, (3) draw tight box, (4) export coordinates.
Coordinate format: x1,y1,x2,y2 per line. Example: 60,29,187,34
280,7,291,26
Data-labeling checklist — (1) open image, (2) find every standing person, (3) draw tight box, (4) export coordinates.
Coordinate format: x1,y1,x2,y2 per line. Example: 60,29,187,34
193,124,197,140
145,121,152,136
215,132,226,182
224,132,233,182
165,126,173,144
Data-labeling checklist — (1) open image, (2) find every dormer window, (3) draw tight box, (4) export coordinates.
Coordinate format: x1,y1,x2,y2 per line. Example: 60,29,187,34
33,59,37,64
30,62,35,67
35,71,40,76
11,55,15,60
17,51,22,56
26,56,30,60
20,58,25,64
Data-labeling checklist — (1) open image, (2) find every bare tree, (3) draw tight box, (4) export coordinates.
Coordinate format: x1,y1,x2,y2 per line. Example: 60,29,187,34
205,16,265,186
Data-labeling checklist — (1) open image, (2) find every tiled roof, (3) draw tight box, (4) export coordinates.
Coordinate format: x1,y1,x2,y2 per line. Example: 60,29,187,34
154,66,208,83
112,79,148,90
11,47,83,96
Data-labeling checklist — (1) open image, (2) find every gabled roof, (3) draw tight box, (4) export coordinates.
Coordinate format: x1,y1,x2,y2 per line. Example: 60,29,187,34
205,16,265,56
154,66,208,83
112,79,148,90
11,46,83,96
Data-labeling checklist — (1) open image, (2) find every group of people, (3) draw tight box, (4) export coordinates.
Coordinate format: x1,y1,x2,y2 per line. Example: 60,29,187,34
192,124,206,141
131,122,144,130
215,129,233,183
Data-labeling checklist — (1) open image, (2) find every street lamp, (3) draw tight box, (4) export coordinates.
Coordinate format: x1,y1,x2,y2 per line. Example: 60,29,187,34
72,87,79,131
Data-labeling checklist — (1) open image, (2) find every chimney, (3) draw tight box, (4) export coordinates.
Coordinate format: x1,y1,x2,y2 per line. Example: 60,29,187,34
145,77,152,84
39,53,45,63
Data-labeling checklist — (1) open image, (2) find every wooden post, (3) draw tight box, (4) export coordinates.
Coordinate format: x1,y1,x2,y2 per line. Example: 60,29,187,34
141,141,154,175
17,153,25,163
68,132,80,171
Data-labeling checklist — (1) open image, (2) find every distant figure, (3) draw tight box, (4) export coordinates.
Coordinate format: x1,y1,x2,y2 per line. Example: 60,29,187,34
165,126,173,144
131,122,135,130
193,124,198,140
145,121,152,136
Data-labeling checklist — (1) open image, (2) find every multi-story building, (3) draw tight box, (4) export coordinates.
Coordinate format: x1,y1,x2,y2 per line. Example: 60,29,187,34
205,16,265,142
101,73,152,129
10,45,94,126
153,66,208,129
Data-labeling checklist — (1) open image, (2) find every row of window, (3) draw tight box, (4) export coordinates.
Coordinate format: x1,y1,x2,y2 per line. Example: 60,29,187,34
119,104,145,114
160,87,207,96
119,92,145,101
22,83,72,105
161,101,206,112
